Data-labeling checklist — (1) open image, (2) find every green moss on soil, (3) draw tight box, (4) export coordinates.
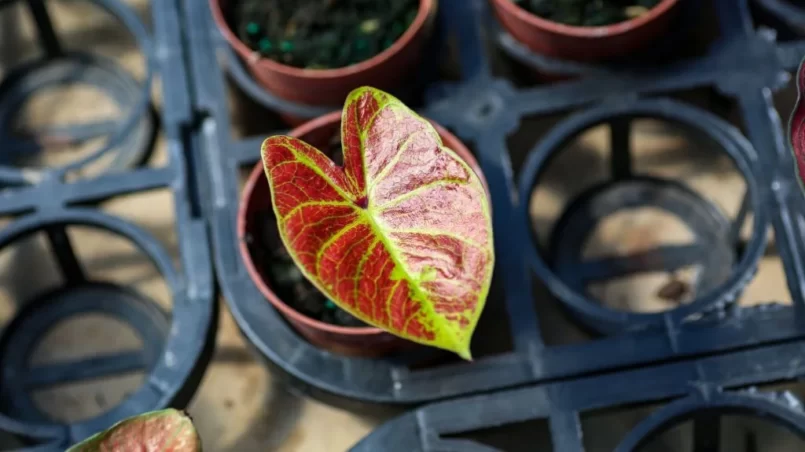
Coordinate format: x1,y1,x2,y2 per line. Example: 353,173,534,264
229,0,419,69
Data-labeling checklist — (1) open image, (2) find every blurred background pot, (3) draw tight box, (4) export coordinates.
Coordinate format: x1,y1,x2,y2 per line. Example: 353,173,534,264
210,0,437,120
490,0,680,62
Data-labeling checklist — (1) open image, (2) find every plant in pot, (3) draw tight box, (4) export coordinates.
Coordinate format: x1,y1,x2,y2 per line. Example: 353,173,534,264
210,0,436,117
239,86,494,359
491,0,681,62
67,409,201,451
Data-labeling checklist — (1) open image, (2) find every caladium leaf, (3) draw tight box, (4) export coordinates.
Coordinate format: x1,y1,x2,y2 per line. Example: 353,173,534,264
791,58,805,193
261,86,494,359
67,409,201,452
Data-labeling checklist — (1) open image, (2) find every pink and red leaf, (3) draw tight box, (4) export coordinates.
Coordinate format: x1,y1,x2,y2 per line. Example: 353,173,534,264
261,87,494,359
67,409,201,452
791,61,805,192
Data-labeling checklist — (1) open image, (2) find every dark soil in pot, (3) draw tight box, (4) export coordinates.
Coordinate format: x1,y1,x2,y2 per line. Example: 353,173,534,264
244,134,368,328
227,0,420,69
513,0,662,26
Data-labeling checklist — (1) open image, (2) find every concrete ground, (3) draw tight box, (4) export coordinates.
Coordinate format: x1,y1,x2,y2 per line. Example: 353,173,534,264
0,1,800,451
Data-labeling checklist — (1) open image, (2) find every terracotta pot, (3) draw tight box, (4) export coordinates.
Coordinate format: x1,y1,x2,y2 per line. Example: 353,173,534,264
238,111,487,357
490,0,680,62
210,0,436,109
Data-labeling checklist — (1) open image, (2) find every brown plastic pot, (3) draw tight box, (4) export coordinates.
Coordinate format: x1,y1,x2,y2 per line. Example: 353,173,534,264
490,0,680,62
238,111,487,357
210,0,436,109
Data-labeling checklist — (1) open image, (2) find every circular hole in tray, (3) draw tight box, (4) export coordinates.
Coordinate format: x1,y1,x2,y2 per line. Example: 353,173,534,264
0,56,156,180
0,0,149,75
520,102,767,333
583,206,699,313
28,313,147,424
0,0,156,181
628,401,805,451
0,222,172,425
10,83,119,168
638,414,805,451
530,117,750,313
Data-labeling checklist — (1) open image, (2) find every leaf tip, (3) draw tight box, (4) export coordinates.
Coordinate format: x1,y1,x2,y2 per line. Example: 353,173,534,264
456,346,473,361
345,86,392,107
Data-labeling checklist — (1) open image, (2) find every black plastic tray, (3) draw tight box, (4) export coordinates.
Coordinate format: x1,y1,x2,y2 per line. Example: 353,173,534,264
0,0,216,449
353,339,805,450
187,0,805,431
352,0,805,449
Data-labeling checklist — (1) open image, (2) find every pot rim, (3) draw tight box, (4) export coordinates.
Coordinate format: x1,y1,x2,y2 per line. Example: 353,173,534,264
210,0,435,80
492,0,679,38
237,110,485,337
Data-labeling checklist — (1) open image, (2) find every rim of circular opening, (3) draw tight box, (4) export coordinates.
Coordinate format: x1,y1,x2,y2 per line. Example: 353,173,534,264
518,105,766,326
617,392,805,451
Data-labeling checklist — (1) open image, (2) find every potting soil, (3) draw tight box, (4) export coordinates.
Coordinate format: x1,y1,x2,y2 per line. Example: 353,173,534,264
512,0,663,26
229,0,420,69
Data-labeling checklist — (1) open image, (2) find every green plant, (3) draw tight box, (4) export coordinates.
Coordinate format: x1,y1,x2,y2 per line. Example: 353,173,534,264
67,409,201,451
261,87,495,359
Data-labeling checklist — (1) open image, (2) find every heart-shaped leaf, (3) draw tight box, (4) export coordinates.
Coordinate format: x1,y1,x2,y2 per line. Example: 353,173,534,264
67,409,201,452
791,58,805,192
261,87,494,359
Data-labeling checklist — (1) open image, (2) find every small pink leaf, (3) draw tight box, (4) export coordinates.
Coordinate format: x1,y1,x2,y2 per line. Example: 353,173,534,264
66,409,201,452
791,59,805,192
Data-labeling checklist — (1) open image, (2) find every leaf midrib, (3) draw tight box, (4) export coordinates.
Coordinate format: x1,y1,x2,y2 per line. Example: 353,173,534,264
278,123,450,340
361,205,457,346
354,100,457,343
